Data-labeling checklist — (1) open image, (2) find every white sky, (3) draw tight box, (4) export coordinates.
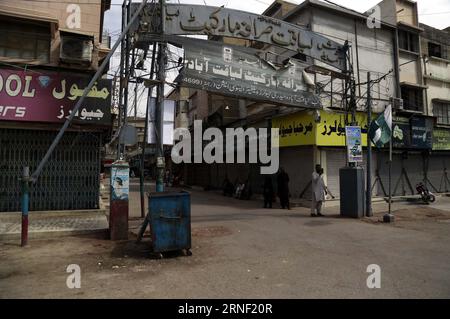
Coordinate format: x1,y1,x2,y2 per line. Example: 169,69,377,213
104,0,450,117
105,0,450,33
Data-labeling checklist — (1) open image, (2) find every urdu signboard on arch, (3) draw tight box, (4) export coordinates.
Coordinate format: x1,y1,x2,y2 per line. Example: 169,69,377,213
179,40,322,108
133,3,347,71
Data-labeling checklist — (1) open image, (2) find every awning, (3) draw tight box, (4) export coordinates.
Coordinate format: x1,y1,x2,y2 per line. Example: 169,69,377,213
59,28,95,39
398,21,424,33
400,81,428,89
0,5,59,27
432,98,450,104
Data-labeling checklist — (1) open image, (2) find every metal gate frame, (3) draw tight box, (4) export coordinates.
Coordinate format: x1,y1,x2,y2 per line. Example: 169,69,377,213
0,128,101,212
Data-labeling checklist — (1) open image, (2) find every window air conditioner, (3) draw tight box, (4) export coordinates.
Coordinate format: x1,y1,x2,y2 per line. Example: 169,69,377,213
390,97,404,110
60,36,93,64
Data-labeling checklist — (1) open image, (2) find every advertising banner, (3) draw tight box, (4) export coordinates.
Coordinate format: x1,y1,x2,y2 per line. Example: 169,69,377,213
392,116,411,148
180,40,321,109
433,128,450,151
111,162,130,201
411,117,433,149
272,111,370,147
345,126,363,163
0,68,112,125
134,3,346,70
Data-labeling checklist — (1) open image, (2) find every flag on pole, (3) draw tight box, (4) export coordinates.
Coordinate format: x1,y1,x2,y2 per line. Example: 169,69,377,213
369,105,392,148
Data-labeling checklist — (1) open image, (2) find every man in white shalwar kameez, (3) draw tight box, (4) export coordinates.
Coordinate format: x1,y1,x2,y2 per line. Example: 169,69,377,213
311,164,328,217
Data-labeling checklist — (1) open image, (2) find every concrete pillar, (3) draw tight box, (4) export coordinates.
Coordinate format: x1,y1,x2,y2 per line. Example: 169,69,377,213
238,99,247,119
110,160,129,240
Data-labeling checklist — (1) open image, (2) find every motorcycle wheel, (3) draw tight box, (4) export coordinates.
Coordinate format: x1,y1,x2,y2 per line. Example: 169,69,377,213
428,194,436,203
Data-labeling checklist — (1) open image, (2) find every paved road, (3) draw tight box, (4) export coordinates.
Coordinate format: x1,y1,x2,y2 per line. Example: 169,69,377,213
1,182,449,298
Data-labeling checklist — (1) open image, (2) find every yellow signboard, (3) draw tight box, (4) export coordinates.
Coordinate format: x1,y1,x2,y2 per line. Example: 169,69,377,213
316,112,369,147
272,112,316,147
272,111,370,147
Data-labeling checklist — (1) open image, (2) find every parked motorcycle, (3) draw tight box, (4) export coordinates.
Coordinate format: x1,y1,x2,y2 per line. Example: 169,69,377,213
416,182,436,204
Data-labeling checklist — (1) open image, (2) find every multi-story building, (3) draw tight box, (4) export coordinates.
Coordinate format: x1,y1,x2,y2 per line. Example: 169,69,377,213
370,0,450,195
176,0,399,198
370,0,426,112
0,0,112,212
420,24,450,192
169,0,450,198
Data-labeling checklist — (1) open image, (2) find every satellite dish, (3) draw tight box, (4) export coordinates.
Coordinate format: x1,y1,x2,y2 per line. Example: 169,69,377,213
302,70,315,87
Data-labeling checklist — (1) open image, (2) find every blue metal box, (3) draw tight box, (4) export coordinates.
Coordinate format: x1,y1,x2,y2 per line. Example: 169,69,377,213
148,191,191,254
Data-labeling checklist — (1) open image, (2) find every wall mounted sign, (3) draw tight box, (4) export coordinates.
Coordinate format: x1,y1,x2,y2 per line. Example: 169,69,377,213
0,68,112,125
411,116,433,149
272,111,370,147
134,3,346,70
345,126,363,163
433,128,450,151
179,39,322,108
272,112,316,147
315,111,369,147
392,116,411,148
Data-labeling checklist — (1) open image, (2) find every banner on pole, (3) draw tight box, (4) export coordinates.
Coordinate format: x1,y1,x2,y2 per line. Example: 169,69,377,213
345,126,363,163
147,98,175,145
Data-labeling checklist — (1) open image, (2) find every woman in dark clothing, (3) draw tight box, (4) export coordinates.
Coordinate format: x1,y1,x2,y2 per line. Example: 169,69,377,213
277,168,290,209
263,176,274,208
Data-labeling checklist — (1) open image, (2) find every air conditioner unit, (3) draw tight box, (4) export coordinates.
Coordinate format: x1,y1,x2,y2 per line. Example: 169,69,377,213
390,97,404,110
60,36,93,64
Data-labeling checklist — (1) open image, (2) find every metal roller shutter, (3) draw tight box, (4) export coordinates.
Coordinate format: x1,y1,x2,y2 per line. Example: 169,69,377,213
403,153,424,193
326,148,347,198
280,146,314,199
0,128,101,212
377,151,423,196
427,154,450,193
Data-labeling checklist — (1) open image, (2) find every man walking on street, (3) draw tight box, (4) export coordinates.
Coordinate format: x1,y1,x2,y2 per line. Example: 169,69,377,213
277,168,290,210
311,164,328,217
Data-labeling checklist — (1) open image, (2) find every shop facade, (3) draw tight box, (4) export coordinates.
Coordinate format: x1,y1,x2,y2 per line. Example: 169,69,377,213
272,110,376,199
0,68,112,212
375,115,449,197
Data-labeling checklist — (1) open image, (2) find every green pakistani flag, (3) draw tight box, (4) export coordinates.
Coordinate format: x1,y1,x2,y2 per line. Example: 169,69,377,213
369,105,392,148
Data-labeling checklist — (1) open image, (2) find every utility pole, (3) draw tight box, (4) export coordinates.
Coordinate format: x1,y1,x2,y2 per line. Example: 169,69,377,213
30,0,148,182
385,114,394,222
131,48,138,119
118,1,126,159
140,43,158,218
366,72,373,217
20,0,149,246
155,0,166,193
122,0,132,157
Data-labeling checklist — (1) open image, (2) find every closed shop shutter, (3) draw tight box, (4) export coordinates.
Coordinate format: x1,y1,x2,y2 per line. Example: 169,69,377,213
326,148,347,198
325,148,377,198
0,128,101,212
280,146,314,199
427,154,450,193
377,151,422,196
404,153,424,193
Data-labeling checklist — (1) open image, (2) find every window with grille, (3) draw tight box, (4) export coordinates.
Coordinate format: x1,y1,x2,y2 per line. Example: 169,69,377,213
433,102,450,125
398,30,419,53
428,42,442,59
401,85,424,111
0,16,50,63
